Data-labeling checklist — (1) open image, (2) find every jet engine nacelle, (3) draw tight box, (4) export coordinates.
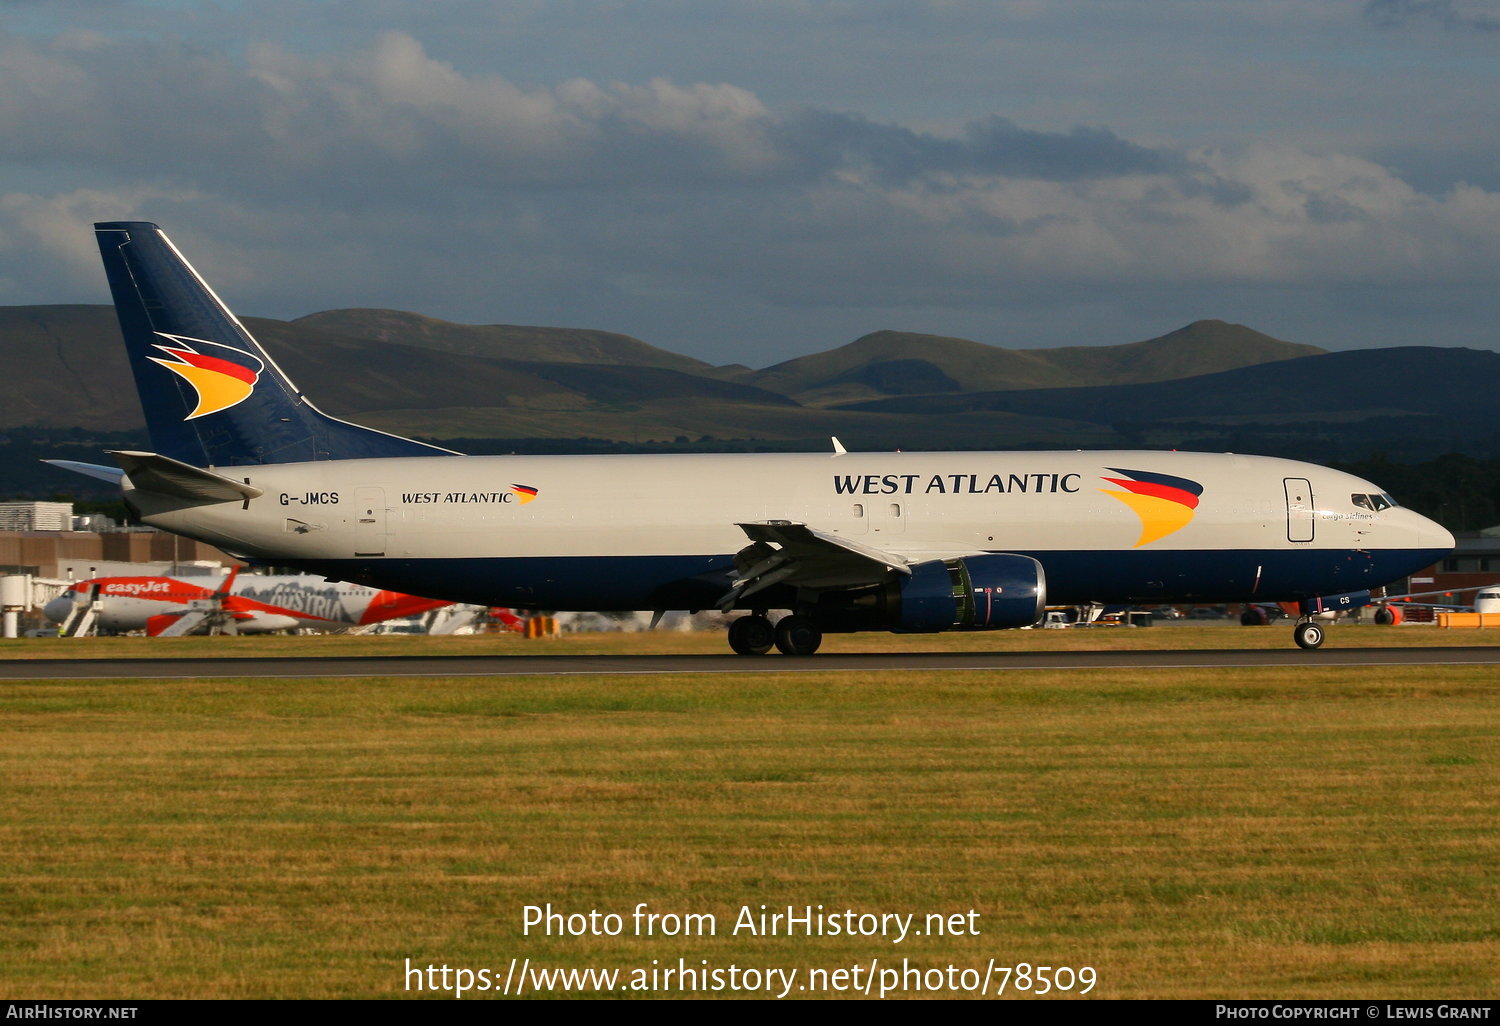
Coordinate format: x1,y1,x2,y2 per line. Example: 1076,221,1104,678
893,554,1046,632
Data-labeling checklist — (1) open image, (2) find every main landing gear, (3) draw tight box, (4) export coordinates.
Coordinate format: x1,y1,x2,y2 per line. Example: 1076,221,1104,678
727,613,823,656
726,613,773,655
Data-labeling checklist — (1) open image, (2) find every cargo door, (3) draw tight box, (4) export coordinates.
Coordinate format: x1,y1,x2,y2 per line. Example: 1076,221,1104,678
1284,478,1314,543
354,486,388,557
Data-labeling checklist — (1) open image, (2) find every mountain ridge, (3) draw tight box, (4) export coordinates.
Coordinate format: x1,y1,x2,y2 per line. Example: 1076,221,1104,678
741,320,1324,405
6,305,1488,462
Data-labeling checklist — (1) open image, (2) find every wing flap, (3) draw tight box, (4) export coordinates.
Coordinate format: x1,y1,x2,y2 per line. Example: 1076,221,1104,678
716,520,911,611
738,521,912,575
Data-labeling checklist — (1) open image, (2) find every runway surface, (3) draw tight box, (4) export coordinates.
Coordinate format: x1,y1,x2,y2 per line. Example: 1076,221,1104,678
3,646,1499,679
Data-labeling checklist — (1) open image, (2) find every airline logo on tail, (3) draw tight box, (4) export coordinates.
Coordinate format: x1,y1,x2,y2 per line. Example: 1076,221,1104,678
1101,468,1204,547
147,333,264,420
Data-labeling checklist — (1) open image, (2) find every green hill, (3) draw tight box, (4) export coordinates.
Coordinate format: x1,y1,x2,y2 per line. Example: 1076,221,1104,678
840,346,1500,459
743,330,1075,404
1039,319,1324,385
0,306,140,430
9,305,1486,464
0,306,788,431
293,309,727,376
744,320,1324,405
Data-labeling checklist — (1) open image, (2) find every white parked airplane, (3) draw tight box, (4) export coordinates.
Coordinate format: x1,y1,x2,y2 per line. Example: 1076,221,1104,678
49,222,1455,653
1368,582,1500,624
42,568,452,636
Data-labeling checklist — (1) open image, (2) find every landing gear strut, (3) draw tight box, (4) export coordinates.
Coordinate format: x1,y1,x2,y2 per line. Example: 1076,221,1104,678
1293,620,1324,650
727,613,774,655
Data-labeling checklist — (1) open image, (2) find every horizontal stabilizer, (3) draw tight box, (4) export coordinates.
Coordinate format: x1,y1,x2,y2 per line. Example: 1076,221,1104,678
42,460,127,485
110,450,265,503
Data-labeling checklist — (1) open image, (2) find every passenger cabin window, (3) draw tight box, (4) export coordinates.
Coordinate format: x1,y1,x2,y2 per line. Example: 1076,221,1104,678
852,503,865,518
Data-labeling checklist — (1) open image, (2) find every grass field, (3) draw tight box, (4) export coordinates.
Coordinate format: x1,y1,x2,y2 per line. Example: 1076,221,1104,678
0,630,1496,1000
5,620,1500,660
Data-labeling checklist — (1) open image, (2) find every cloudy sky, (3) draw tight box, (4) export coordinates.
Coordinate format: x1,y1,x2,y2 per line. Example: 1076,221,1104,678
3,0,1498,366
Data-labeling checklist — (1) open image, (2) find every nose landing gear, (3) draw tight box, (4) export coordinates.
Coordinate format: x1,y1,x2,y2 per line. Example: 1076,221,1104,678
1293,620,1324,650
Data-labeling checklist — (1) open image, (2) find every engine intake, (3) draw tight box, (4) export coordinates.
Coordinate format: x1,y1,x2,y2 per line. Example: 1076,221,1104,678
893,554,1046,632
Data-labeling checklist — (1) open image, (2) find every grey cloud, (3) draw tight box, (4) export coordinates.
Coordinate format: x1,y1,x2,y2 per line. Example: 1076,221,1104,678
0,30,1192,204
1365,0,1500,31
776,111,1183,186
2,25,1498,364
955,117,1184,180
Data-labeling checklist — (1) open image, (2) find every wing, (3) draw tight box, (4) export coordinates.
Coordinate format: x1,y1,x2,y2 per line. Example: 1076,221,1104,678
715,520,912,611
1381,581,1500,609
149,571,243,636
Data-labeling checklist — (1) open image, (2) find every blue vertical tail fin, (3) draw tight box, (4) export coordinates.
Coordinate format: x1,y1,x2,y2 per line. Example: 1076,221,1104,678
94,221,455,466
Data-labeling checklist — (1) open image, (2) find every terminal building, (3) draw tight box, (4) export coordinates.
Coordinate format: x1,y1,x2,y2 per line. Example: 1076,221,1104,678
1403,525,1500,605
0,501,76,533
0,503,239,636
0,518,237,580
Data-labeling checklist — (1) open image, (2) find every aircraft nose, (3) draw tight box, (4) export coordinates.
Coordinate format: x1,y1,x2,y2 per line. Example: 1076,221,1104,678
1415,513,1455,554
42,596,75,623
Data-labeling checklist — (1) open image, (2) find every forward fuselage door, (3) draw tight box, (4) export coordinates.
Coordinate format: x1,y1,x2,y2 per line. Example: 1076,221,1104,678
354,486,388,557
1284,478,1314,543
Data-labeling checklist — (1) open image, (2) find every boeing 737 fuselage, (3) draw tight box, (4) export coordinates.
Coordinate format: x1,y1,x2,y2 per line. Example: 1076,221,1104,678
56,222,1455,654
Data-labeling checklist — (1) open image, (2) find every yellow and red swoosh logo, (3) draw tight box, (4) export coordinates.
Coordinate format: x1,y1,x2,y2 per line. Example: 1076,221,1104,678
1101,468,1204,547
510,484,538,504
148,333,264,420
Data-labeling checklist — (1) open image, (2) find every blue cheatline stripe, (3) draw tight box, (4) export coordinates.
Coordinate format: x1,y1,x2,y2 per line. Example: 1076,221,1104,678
270,547,1449,613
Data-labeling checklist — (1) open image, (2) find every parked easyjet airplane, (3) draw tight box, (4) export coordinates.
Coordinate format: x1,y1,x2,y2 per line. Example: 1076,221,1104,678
42,569,451,636
49,222,1455,653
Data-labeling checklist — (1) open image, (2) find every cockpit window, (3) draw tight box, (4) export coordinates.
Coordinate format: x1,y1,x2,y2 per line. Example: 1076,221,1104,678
1352,493,1399,512
1352,494,1371,510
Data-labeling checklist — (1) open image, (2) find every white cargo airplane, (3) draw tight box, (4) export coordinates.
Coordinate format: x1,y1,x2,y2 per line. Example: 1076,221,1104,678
49,222,1455,653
